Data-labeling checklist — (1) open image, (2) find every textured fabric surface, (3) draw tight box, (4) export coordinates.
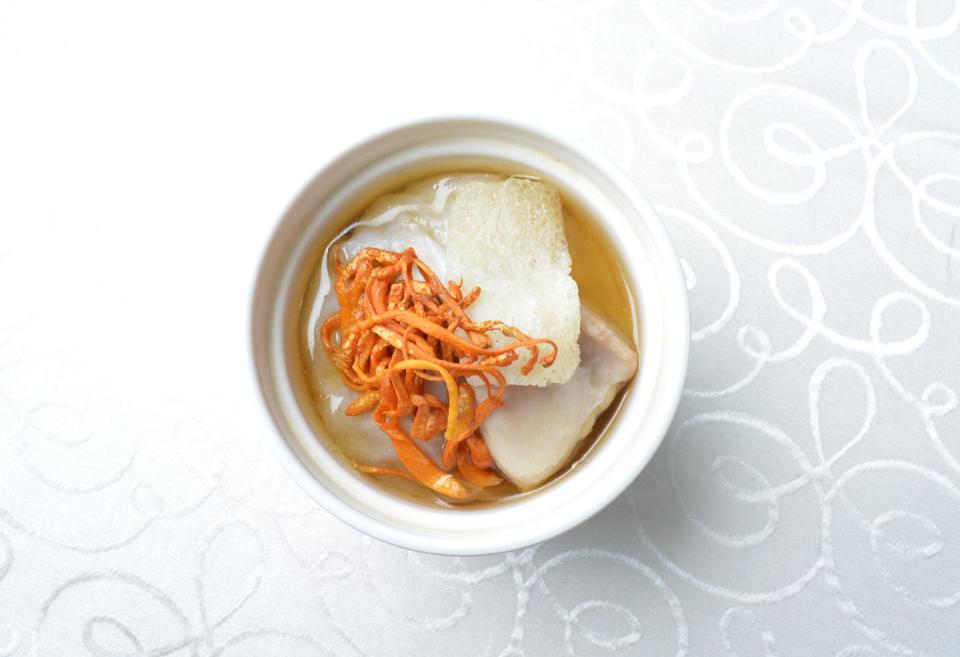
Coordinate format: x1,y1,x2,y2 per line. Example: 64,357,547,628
2,1,959,655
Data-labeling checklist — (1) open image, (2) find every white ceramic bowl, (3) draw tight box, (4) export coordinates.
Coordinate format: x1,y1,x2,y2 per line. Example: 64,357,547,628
250,117,689,555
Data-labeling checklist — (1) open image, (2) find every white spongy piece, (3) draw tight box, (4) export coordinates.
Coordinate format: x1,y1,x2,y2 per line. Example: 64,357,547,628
446,177,581,386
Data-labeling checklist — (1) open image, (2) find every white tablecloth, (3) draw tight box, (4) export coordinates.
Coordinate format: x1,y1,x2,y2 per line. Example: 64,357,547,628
2,1,959,655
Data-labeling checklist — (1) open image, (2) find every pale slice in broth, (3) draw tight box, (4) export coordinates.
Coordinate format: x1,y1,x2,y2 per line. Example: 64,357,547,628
481,306,638,490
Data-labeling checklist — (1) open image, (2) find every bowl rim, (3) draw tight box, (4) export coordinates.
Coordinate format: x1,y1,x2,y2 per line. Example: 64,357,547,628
250,115,690,555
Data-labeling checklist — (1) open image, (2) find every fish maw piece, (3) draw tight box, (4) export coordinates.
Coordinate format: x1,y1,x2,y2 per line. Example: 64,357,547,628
446,178,580,386
337,194,446,278
308,195,447,469
311,300,445,469
482,307,638,490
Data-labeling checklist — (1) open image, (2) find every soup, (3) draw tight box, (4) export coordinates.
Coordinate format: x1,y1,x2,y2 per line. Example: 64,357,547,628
299,171,638,505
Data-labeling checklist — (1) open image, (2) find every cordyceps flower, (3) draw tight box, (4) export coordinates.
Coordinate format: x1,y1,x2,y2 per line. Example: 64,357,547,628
320,247,558,500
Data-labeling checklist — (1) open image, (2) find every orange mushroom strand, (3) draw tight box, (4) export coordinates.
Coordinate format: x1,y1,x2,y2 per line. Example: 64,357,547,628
321,247,557,500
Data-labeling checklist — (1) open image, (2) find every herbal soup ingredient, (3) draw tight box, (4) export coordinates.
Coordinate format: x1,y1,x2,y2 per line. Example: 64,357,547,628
446,177,581,386
320,246,558,500
480,305,638,489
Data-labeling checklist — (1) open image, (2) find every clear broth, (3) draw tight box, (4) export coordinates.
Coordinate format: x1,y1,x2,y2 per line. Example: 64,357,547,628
298,169,638,506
